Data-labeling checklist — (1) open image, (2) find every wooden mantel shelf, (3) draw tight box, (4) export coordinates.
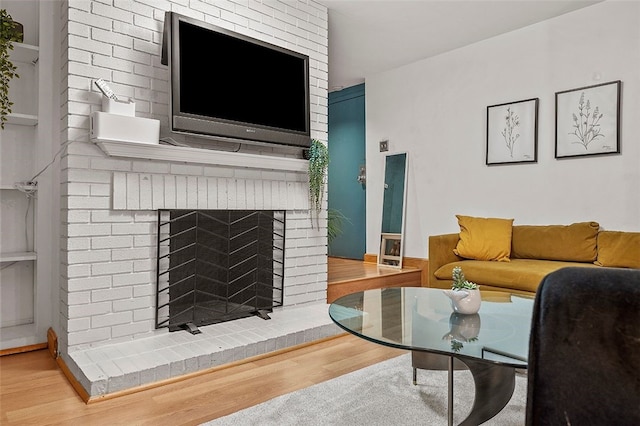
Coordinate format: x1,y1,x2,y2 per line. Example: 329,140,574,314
94,139,309,173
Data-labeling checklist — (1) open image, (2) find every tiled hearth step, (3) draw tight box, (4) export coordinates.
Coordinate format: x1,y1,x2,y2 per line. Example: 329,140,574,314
67,303,342,397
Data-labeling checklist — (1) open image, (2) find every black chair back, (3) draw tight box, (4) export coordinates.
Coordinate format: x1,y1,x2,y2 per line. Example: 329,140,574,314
526,267,640,425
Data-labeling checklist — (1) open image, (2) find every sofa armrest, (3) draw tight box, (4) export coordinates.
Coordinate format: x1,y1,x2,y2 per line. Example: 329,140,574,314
428,233,463,286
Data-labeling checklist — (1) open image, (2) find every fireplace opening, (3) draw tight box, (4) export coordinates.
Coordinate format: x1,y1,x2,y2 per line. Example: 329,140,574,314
155,209,285,332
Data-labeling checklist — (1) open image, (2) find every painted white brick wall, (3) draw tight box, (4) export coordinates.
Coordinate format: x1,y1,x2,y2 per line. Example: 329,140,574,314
60,0,328,356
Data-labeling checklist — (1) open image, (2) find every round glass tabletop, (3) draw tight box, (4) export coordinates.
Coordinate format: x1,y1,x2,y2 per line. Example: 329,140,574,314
329,287,534,368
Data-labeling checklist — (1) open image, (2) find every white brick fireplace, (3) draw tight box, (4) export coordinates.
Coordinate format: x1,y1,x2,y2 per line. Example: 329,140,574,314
58,0,333,397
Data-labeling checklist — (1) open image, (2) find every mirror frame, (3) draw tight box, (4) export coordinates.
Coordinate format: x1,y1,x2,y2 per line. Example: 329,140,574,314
378,152,408,268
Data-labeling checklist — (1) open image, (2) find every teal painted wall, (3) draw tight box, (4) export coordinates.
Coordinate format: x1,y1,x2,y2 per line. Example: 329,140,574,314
328,84,366,259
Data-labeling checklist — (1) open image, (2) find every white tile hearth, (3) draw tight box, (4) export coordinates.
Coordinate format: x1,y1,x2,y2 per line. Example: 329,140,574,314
66,303,342,397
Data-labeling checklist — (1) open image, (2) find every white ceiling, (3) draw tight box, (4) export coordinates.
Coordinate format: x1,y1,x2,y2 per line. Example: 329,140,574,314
320,0,601,91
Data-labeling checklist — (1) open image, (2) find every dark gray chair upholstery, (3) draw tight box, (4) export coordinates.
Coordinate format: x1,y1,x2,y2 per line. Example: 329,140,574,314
526,267,640,425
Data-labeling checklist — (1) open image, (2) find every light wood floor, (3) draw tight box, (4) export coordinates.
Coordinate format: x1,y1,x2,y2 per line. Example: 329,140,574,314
327,256,411,283
327,256,422,303
1,258,411,425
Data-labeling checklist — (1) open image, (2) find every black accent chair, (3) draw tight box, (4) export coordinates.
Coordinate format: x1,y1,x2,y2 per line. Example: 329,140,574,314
526,267,640,425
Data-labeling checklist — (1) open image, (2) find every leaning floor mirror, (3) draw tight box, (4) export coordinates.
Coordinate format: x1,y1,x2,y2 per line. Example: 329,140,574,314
378,152,408,268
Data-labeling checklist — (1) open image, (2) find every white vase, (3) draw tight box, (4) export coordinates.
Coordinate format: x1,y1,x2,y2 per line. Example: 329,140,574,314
443,288,481,315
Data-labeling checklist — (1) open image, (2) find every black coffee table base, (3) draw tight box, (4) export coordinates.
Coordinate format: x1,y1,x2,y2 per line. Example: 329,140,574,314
459,357,516,425
413,351,516,426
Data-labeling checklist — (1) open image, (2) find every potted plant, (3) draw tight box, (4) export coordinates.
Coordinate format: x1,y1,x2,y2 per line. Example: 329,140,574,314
328,208,350,243
443,266,481,314
0,9,22,129
308,138,329,228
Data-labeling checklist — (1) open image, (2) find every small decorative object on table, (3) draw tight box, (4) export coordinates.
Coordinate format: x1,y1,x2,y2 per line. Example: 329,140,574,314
443,266,481,314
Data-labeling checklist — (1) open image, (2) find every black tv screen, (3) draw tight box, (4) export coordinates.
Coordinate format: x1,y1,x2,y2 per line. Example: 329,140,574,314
163,12,311,148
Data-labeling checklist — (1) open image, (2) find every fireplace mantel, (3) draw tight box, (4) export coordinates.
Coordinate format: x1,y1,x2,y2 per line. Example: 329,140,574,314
94,139,309,172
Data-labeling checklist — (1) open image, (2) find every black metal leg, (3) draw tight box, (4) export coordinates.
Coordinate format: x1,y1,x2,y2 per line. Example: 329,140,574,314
456,357,516,426
412,367,417,385
411,351,515,425
448,356,454,426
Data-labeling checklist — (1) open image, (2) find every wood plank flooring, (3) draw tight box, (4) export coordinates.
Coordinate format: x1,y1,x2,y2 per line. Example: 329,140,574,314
1,257,413,425
327,257,422,303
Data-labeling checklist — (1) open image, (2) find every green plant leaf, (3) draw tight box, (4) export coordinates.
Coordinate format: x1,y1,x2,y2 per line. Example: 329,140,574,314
0,9,22,129
308,139,329,227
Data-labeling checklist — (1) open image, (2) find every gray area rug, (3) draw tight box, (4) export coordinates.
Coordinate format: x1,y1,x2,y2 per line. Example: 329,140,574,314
203,353,527,425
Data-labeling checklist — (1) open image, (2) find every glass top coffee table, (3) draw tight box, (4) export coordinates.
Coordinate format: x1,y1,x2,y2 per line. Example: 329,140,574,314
328,287,534,426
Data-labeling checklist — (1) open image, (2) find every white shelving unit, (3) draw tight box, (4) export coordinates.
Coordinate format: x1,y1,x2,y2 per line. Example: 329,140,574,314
1,3,46,350
4,43,39,127
6,112,38,126
8,42,38,63
0,252,37,262
1,41,40,262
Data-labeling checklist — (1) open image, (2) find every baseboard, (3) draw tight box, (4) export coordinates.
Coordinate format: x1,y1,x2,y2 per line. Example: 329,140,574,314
0,327,60,357
364,253,429,286
363,253,377,263
47,327,58,359
0,342,48,357
56,353,91,403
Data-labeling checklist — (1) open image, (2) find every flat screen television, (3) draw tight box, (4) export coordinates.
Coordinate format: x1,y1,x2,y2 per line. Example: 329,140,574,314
162,12,311,148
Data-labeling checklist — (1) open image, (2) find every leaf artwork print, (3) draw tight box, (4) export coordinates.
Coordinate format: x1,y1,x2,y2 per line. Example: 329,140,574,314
501,107,520,158
569,92,604,150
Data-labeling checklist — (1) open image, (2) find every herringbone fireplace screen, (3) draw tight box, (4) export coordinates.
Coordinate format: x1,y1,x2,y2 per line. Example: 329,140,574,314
155,209,285,332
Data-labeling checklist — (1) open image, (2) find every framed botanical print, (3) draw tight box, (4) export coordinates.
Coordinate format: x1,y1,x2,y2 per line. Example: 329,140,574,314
486,98,538,165
555,80,621,159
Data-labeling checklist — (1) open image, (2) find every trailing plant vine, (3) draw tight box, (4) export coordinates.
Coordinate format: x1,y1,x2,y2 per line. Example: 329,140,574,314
0,9,22,129
308,139,329,227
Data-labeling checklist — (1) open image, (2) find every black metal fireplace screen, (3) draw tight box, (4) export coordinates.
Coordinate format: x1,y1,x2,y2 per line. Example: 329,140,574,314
155,209,285,332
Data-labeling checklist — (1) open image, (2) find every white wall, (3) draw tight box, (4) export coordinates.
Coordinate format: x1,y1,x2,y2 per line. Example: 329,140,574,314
365,1,640,258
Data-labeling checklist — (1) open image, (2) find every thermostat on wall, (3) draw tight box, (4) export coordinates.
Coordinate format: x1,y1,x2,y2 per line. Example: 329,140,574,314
90,112,160,145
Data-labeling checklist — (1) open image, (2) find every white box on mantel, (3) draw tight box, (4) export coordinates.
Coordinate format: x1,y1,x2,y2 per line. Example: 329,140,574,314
102,97,136,116
90,111,160,145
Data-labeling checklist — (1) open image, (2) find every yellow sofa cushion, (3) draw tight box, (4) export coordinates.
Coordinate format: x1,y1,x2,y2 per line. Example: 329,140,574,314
453,215,514,262
595,231,640,268
434,259,600,293
511,222,599,262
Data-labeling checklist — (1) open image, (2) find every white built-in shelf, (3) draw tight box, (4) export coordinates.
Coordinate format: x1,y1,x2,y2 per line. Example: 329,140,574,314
0,251,37,262
94,139,309,172
5,113,38,126
10,43,39,64
4,44,39,127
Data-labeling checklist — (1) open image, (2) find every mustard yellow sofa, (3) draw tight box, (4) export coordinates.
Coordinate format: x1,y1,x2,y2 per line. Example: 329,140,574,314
428,220,640,296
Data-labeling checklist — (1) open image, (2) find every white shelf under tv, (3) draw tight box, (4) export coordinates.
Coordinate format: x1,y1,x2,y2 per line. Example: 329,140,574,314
94,139,309,172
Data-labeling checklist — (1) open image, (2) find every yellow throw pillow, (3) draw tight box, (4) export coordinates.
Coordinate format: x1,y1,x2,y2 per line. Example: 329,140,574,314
511,222,599,262
595,231,640,268
453,215,514,262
